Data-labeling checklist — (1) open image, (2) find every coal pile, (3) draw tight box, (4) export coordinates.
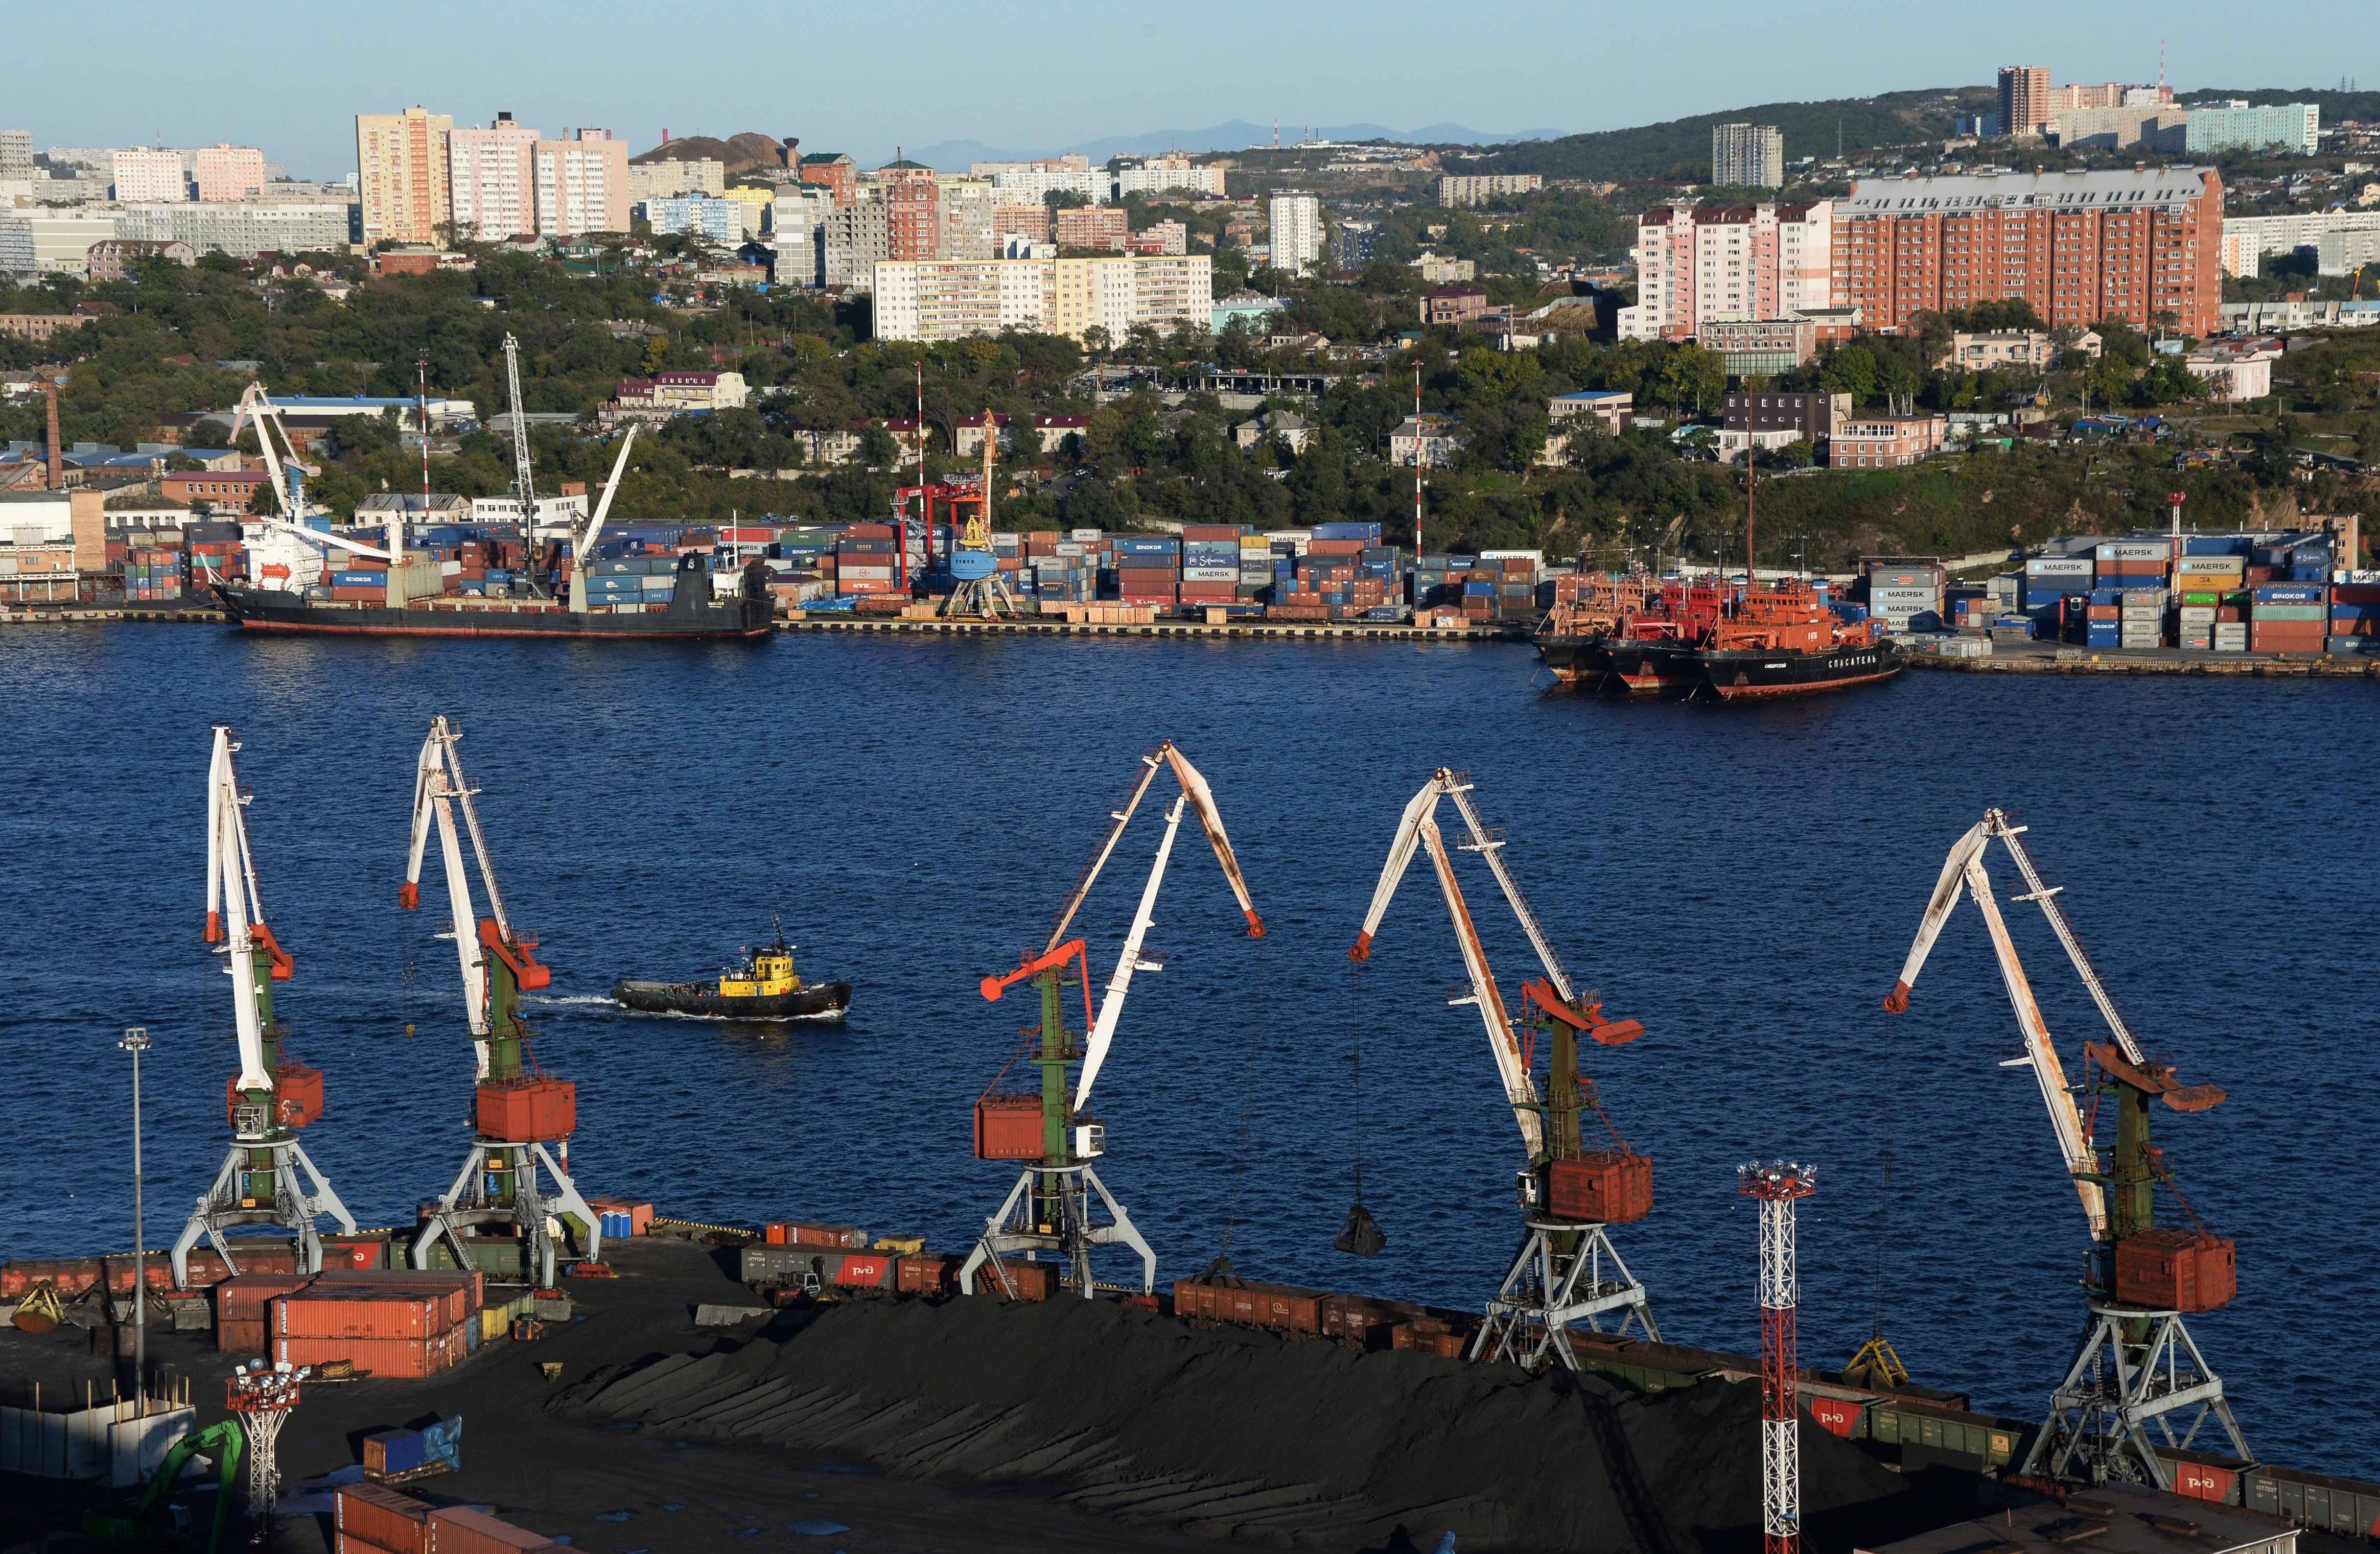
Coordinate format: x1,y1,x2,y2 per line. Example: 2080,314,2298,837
554,1297,1926,1553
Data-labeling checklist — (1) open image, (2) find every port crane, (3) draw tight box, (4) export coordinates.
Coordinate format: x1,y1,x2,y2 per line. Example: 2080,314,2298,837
401,715,601,1287
940,411,1021,620
959,742,1263,1299
1349,768,1654,1370
1884,808,2251,1488
226,384,397,591
172,726,357,1287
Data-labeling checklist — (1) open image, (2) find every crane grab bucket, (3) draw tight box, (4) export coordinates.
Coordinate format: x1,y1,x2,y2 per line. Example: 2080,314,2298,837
1333,1203,1387,1258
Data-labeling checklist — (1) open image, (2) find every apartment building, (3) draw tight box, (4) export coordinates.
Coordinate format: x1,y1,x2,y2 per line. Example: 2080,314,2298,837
871,253,1212,343
1268,193,1322,274
1112,155,1224,201
117,202,350,260
192,144,265,202
1127,220,1188,255
1699,317,1817,374
1826,414,1946,468
824,200,889,289
1711,125,1783,189
1438,174,1543,207
112,148,186,203
769,187,832,286
994,203,1051,244
628,158,725,203
533,129,629,238
1055,206,1129,250
640,195,742,243
797,152,856,204
970,155,1103,204
2220,209,2380,277
450,113,539,240
1832,167,2223,335
356,107,453,246
2184,102,2319,155
0,130,31,182
1619,201,1833,340
1997,67,2172,136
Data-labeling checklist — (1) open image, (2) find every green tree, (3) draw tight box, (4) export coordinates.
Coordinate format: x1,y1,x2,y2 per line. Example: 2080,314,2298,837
856,421,901,469
1819,343,1877,405
641,335,669,374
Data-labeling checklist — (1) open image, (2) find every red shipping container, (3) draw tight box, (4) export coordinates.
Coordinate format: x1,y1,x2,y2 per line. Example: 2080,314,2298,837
428,1506,557,1552
1180,525,1248,541
275,1289,444,1339
320,1236,389,1272
313,1268,480,1321
214,1271,315,1325
218,1318,266,1355
789,1221,868,1249
1547,1151,1654,1225
897,1254,961,1295
973,1260,1055,1300
974,1095,1045,1160
225,1064,324,1130
2167,1456,2240,1504
277,1329,459,1379
474,1078,575,1142
336,1483,435,1553
2113,1230,2235,1312
1308,539,1366,555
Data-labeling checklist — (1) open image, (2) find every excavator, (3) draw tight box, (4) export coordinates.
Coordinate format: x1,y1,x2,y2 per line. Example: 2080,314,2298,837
173,727,356,1288
960,742,1262,1299
1884,807,2251,1488
1348,768,1653,1370
83,1418,245,1553
401,715,601,1287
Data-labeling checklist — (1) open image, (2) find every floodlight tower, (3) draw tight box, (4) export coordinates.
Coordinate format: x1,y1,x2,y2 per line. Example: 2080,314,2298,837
1741,1162,1815,1554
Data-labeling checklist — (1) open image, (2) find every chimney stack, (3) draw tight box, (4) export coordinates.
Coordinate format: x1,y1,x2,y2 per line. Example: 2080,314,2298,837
42,376,62,490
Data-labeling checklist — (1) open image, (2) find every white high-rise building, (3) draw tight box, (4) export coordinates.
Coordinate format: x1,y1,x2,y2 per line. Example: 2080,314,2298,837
1618,200,1834,341
1711,124,1784,189
1268,193,1322,275
450,113,540,240
112,148,188,203
872,253,1212,343
970,155,1103,204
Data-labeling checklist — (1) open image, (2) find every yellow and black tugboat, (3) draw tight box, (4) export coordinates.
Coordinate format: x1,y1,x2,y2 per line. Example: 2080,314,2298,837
611,931,851,1020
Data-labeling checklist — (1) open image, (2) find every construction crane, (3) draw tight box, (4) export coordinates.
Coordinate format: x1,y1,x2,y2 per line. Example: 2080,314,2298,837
172,727,356,1288
498,333,554,599
564,424,641,614
226,383,396,591
401,715,601,1288
1349,768,1654,1369
1884,808,2250,1488
959,742,1262,1299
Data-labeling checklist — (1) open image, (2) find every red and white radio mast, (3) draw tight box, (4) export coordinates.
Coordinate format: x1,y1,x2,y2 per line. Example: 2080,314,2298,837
1741,1162,1815,1554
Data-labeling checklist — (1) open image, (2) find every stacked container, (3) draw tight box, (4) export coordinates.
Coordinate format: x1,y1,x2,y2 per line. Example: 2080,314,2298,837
2119,586,2166,649
1865,562,1945,632
2329,582,2380,652
1112,537,1179,606
1178,524,1245,608
270,1269,482,1380
124,545,186,603
2249,584,2327,654
836,524,901,596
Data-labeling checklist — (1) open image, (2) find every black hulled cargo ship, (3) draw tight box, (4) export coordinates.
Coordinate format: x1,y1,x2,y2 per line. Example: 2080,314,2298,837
216,555,776,640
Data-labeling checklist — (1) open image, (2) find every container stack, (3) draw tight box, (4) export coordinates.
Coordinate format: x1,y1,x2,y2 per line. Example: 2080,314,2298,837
1240,532,1275,602
1178,524,1245,609
2119,586,2166,650
1480,552,1539,622
124,545,185,603
2330,582,2380,653
2021,555,2091,631
2249,584,2326,655
327,566,386,604
269,1269,482,1380
1113,536,1180,606
836,524,900,597
1865,561,1945,632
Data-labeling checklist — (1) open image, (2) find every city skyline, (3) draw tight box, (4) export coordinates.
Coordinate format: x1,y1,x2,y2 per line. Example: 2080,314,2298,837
7,0,2377,180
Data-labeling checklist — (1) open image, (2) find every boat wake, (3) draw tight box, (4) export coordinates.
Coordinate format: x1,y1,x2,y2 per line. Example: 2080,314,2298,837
524,994,618,1006
608,1002,849,1024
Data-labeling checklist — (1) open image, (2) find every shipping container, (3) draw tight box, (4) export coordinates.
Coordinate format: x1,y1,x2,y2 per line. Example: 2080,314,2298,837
973,1259,1056,1300
765,1221,868,1249
335,1483,435,1554
364,1428,429,1477
473,1078,575,1142
896,1254,962,1296
1548,1151,1653,1224
276,1329,462,1379
1807,1394,1868,1439
214,1272,314,1327
426,1504,556,1552
274,1289,446,1339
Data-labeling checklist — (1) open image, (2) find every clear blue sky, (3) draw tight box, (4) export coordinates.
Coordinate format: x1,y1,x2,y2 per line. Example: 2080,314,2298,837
12,0,2376,177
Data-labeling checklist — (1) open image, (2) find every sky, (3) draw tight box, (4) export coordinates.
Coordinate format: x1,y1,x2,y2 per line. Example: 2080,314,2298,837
12,0,2378,178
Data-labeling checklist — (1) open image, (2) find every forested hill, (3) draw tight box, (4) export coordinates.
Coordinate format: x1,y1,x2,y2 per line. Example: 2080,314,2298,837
1437,87,1995,184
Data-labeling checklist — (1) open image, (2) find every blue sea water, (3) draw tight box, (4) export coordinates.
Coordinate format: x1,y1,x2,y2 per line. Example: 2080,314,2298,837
1,626,2373,1479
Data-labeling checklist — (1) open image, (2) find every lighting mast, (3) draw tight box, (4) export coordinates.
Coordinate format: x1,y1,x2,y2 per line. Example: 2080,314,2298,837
1741,1162,1815,1554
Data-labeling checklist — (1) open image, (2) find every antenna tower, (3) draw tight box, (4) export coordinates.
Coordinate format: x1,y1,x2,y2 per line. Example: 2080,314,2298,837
1742,1162,1816,1554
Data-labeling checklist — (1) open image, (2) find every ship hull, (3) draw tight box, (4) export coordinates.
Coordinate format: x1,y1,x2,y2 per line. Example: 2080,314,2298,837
611,980,852,1020
1605,640,1700,697
1536,632,1616,688
214,583,775,641
1692,643,1902,700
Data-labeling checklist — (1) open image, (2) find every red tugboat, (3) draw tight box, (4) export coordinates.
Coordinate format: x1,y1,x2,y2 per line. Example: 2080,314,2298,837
1536,574,1720,696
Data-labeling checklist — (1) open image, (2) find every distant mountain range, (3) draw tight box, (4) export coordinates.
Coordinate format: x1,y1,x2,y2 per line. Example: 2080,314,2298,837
898,120,1568,171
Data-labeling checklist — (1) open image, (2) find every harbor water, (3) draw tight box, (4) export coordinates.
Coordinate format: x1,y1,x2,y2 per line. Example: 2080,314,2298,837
1,626,2373,1477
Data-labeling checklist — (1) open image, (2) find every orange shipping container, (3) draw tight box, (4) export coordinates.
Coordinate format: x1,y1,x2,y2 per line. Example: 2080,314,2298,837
277,1329,460,1379
1548,1151,1654,1224
427,1505,558,1552
973,1260,1055,1300
215,1272,315,1325
335,1483,435,1553
474,1078,575,1141
218,1318,266,1355
313,1268,479,1323
274,1290,445,1339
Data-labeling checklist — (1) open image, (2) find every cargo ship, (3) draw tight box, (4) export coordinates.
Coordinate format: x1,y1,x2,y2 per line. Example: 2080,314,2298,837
217,555,777,641
1537,575,1721,696
1687,584,1901,700
612,932,851,1020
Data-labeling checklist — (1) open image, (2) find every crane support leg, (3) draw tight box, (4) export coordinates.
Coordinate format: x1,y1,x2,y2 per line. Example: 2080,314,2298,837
2021,1300,2253,1488
409,1140,597,1288
958,1162,1157,1299
169,1135,357,1290
1472,1215,1658,1371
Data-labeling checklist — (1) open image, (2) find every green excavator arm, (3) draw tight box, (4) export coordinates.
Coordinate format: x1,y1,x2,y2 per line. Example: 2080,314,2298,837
84,1417,245,1554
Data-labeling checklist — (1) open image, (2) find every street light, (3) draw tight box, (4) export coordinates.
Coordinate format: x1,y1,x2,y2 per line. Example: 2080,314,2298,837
120,1026,150,1409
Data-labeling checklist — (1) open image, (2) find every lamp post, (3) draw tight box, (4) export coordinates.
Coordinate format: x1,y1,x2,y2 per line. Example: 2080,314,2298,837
120,1026,150,1408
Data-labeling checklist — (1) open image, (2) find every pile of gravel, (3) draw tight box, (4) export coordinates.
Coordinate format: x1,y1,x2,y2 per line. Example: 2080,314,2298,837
555,1296,1919,1552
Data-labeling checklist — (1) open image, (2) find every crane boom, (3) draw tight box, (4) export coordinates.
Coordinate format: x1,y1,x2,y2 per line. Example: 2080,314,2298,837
1045,742,1263,954
206,728,275,1095
1349,770,1570,998
570,423,641,611
1077,795,1186,1110
502,333,541,596
1422,820,1544,1157
401,716,511,1048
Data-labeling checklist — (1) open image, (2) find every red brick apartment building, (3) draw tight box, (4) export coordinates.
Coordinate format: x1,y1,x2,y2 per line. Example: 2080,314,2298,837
1832,167,2222,336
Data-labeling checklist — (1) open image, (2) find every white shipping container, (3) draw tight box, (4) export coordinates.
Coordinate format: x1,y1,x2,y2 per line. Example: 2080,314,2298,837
2027,557,2094,576
2178,606,2216,624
